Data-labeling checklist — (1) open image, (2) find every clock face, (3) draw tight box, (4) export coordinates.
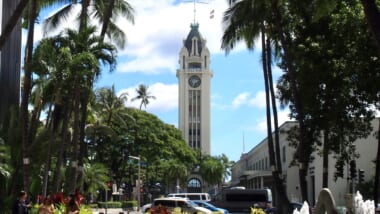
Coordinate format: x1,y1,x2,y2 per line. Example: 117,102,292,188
188,75,201,88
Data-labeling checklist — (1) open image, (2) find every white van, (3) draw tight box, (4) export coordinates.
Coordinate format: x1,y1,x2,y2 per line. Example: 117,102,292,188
167,193,211,202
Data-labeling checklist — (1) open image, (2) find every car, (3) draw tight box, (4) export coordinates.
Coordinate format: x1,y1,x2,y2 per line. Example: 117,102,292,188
142,203,152,213
192,200,229,214
150,197,212,214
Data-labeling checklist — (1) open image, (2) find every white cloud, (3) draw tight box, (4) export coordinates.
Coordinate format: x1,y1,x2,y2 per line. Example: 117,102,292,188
118,82,178,113
232,92,250,109
114,0,244,74
254,110,292,133
28,0,250,75
248,91,266,108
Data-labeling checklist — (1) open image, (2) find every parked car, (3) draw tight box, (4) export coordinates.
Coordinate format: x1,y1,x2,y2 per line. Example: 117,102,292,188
142,203,152,213
150,197,212,214
193,200,229,214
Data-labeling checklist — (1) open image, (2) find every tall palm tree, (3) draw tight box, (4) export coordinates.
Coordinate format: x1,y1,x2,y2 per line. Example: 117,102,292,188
222,1,291,212
269,0,310,201
41,26,116,192
21,0,38,192
132,84,156,110
19,0,72,192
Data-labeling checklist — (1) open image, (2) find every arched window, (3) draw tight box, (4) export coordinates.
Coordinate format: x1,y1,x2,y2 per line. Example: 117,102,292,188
188,178,201,188
187,178,202,193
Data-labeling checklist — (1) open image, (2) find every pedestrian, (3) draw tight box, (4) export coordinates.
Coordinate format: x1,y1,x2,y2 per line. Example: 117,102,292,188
65,193,80,214
12,190,32,214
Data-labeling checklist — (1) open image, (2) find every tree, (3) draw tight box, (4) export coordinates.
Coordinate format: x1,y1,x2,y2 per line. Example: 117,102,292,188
199,155,224,186
94,85,129,125
276,0,379,197
222,1,291,212
132,84,156,110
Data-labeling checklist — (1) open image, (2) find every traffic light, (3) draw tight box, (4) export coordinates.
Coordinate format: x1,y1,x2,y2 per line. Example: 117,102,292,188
358,169,365,183
335,161,344,178
349,160,357,179
107,181,112,189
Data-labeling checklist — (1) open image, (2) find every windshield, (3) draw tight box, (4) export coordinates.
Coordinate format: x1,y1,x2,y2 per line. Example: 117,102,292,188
187,200,198,207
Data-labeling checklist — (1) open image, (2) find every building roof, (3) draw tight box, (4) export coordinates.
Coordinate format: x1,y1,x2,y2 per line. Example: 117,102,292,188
184,23,204,56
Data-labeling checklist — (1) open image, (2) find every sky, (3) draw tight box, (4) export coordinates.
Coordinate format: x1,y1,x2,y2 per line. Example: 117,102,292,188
32,0,292,162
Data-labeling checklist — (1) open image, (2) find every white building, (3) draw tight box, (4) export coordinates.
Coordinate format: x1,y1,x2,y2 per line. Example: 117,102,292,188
231,119,379,206
176,22,213,193
176,22,213,155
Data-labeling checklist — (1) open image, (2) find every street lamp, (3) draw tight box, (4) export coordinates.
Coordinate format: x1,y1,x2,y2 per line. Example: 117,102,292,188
129,155,140,211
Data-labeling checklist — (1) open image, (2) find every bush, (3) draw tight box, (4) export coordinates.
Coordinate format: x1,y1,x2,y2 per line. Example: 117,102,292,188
122,200,138,209
97,201,122,208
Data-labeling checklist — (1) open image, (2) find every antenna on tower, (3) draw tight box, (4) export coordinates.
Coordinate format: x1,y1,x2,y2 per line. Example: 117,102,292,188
242,132,245,154
183,0,210,24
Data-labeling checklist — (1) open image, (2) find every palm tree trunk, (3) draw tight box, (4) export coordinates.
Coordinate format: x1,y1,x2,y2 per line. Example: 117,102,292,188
266,35,282,176
271,0,309,202
69,83,81,192
262,28,291,214
42,104,62,197
77,90,90,190
79,0,90,32
21,0,37,191
0,0,29,50
360,0,380,51
373,118,380,207
100,0,116,41
53,101,73,193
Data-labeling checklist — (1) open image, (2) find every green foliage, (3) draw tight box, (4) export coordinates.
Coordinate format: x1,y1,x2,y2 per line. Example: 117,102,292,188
122,200,138,208
98,201,122,208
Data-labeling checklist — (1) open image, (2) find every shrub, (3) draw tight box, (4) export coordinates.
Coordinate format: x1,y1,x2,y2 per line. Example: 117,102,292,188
122,200,138,209
97,201,122,208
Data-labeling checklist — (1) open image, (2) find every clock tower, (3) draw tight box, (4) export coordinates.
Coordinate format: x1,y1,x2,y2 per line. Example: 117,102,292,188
177,23,213,155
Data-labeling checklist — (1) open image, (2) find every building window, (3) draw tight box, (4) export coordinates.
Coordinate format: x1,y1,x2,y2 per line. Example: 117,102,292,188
188,178,201,188
282,146,286,163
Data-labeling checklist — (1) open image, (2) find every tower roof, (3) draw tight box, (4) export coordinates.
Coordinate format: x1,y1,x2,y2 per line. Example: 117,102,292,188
184,23,204,56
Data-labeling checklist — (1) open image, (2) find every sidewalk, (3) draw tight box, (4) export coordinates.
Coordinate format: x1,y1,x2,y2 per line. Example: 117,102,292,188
92,208,141,214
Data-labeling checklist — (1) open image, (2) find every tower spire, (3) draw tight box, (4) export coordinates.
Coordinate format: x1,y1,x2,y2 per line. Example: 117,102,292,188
184,0,209,24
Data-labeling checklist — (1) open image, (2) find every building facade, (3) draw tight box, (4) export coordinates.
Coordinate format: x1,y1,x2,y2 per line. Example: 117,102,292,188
231,119,379,206
176,23,213,155
0,0,22,127
176,23,213,193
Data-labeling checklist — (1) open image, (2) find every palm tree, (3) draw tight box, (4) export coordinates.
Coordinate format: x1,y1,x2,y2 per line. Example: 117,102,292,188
43,0,135,48
132,84,156,110
82,161,109,201
38,26,116,193
222,1,291,212
94,85,129,125
199,156,224,186
21,0,38,192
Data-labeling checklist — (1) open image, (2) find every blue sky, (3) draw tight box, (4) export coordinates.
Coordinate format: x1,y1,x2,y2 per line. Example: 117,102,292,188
33,0,292,162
